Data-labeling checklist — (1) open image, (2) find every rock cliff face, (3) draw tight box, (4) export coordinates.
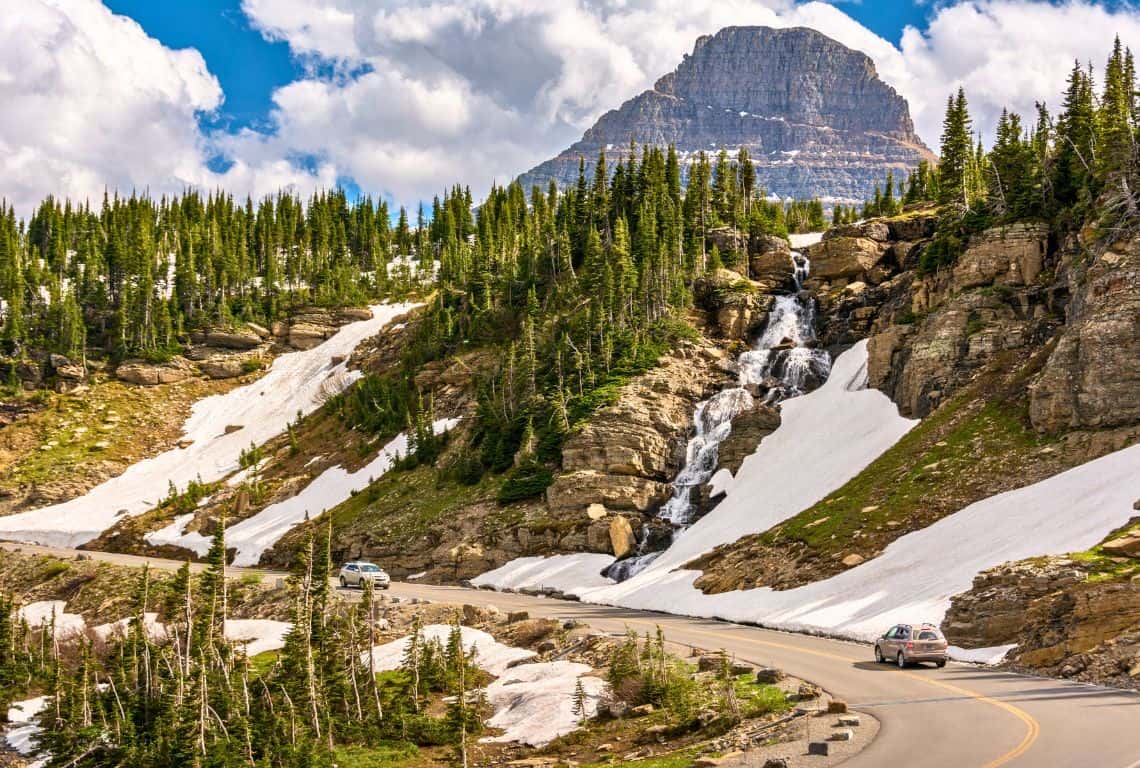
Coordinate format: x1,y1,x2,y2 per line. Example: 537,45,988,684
519,26,933,202
1029,234,1140,432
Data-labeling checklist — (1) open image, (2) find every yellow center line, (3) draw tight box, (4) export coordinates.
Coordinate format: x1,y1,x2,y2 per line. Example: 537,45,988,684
617,616,1040,768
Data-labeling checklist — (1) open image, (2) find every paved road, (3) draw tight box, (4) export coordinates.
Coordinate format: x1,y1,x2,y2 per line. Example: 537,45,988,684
4,542,1139,768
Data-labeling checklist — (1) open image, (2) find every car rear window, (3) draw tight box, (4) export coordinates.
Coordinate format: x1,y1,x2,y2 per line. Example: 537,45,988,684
918,630,942,640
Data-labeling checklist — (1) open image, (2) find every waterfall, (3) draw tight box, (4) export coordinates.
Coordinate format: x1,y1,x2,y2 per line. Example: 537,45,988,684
603,250,831,582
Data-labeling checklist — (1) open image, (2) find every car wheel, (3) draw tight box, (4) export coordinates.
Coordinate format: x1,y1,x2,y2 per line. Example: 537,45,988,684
339,576,347,588
875,645,885,663
897,652,906,669
936,660,947,668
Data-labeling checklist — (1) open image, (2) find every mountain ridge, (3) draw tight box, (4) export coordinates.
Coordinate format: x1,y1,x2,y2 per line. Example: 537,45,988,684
519,25,934,202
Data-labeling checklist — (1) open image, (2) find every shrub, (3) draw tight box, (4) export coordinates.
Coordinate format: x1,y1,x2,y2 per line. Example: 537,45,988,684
497,461,553,503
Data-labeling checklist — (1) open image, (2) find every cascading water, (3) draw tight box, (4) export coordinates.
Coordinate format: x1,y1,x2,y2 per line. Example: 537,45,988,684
603,250,832,582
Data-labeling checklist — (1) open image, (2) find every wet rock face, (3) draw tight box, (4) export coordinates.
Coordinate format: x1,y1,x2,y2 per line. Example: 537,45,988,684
1029,236,1140,432
546,342,730,517
519,26,932,202
715,404,781,475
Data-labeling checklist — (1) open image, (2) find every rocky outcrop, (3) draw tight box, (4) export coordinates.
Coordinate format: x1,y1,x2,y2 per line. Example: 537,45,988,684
1029,235,1140,432
943,558,1089,650
546,342,730,517
693,269,775,340
518,26,932,203
875,290,1045,417
715,404,781,475
804,237,888,282
950,223,1048,292
837,218,1061,419
193,326,264,350
945,545,1140,689
115,357,195,386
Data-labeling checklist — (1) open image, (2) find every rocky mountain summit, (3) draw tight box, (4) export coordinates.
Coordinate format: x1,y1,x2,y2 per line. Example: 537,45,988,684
519,26,933,202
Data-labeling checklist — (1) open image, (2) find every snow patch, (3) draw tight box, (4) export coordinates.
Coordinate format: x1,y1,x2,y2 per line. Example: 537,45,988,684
225,619,292,657
788,232,824,249
365,625,536,678
0,304,418,548
6,695,48,757
481,661,605,747
143,513,195,548
196,417,459,567
93,612,167,642
949,644,1017,665
17,601,86,637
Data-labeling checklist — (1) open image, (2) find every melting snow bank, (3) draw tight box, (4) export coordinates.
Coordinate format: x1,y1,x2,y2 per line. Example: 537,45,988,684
472,553,616,594
476,342,1140,657
0,303,419,548
482,661,605,746
165,417,460,566
6,695,48,762
949,645,1017,665
366,625,536,677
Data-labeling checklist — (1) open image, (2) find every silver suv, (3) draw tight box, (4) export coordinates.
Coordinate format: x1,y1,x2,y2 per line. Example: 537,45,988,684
338,561,390,590
875,623,948,668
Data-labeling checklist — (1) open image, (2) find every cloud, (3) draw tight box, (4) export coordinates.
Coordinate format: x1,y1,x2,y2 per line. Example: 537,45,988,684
0,0,333,215
3,0,1140,214
897,1,1140,145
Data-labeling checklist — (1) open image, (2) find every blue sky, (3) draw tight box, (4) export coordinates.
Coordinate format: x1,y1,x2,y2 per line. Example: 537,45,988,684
104,0,297,133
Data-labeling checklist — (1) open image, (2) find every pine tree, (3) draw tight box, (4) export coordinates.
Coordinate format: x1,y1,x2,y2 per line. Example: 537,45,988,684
938,88,974,205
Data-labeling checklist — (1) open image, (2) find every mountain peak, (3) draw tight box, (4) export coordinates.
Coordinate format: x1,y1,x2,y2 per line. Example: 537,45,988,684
520,25,932,202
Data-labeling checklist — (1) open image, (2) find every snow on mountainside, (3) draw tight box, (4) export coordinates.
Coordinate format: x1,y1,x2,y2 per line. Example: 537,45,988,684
150,417,461,566
0,304,417,548
474,342,1140,651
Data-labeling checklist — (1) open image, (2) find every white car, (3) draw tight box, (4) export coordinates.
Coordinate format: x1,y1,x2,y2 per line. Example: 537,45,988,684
338,561,390,590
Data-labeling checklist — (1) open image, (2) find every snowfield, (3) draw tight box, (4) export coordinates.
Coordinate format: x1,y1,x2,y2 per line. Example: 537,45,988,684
162,417,460,566
475,342,1140,657
0,303,416,548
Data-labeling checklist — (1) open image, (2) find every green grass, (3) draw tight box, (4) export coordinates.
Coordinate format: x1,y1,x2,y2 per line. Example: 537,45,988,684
331,463,500,544
332,743,420,768
734,676,791,719
1063,520,1140,583
247,651,280,678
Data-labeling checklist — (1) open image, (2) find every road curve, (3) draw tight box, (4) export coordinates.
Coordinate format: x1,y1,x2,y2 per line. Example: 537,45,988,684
4,542,1139,767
